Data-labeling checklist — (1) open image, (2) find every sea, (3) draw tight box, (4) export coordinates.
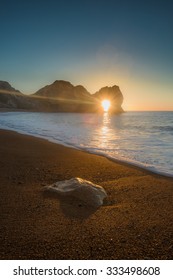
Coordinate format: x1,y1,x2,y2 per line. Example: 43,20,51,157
0,111,173,177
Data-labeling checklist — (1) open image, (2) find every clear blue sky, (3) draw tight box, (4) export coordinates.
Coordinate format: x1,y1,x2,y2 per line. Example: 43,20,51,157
1,0,173,110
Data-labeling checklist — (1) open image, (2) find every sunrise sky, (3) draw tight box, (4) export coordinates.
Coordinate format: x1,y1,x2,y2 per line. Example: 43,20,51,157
0,0,173,111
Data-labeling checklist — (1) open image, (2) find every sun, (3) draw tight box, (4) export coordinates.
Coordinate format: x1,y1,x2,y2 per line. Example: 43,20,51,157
101,99,111,112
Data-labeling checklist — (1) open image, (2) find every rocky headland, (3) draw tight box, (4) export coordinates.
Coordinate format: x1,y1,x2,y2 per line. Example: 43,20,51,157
0,80,124,113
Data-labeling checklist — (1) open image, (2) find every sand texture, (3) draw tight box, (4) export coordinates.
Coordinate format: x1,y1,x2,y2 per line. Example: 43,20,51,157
0,129,173,259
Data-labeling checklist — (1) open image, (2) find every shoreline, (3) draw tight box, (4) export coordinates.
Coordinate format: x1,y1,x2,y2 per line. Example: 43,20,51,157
0,129,173,259
0,125,173,180
86,149,173,180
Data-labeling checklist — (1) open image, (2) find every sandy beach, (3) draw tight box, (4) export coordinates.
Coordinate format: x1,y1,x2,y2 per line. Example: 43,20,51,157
0,129,173,260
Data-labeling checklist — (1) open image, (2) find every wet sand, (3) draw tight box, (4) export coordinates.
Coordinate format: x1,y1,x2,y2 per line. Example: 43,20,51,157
0,129,173,259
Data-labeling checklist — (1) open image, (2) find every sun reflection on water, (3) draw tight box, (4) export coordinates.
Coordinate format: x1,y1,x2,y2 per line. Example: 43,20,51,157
101,112,110,132
100,112,112,147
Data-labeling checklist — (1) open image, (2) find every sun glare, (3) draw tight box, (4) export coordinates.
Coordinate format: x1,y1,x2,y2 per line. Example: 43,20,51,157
101,99,111,112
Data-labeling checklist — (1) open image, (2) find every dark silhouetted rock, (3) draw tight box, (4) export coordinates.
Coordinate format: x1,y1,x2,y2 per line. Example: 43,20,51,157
0,81,20,92
0,81,20,93
0,81,24,109
0,80,124,113
33,80,97,112
34,80,92,100
93,85,124,113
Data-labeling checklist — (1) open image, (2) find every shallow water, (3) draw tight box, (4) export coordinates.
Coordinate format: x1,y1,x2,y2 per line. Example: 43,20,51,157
0,111,173,177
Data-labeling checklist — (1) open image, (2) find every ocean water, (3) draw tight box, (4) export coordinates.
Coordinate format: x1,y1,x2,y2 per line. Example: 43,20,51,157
0,111,173,177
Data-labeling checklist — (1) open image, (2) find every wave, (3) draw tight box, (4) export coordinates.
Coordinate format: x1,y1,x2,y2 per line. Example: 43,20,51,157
0,111,173,177
151,125,173,132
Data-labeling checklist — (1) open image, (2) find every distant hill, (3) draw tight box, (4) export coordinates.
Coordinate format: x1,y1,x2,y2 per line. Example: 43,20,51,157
0,81,24,109
33,80,91,100
0,81,21,93
0,80,124,113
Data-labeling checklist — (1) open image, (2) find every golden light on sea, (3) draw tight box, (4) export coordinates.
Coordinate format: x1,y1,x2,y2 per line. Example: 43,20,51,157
101,99,111,112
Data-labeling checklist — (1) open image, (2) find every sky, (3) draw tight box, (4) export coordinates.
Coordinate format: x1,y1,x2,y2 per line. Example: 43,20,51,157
0,0,173,111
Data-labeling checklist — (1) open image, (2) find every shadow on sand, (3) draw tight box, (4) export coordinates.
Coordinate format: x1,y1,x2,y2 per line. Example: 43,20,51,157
43,190,99,220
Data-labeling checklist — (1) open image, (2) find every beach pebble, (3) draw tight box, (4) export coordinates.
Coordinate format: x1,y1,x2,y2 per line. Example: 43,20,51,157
44,177,107,207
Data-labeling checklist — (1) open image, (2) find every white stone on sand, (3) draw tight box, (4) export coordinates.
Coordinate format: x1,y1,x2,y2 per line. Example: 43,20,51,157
45,177,107,207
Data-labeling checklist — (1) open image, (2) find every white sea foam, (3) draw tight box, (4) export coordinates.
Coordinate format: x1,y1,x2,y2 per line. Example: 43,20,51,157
0,111,173,177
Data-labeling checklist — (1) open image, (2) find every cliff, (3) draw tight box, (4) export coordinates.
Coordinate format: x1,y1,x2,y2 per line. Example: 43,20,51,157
93,85,123,113
0,81,20,93
34,80,91,100
0,80,124,113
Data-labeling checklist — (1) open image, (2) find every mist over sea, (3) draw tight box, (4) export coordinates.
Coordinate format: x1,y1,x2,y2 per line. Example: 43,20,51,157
0,111,173,177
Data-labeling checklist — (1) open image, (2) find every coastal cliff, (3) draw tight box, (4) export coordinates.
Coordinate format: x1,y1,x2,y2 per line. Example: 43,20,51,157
0,80,124,113
93,85,123,113
0,81,21,93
